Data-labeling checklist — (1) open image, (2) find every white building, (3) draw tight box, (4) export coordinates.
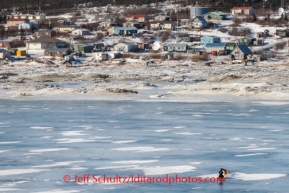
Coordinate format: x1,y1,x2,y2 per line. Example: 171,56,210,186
18,22,38,30
114,42,138,52
71,28,90,36
93,52,121,60
231,7,255,16
26,36,67,51
191,16,207,28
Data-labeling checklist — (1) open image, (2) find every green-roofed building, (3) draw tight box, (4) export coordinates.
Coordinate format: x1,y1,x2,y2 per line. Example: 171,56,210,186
203,11,227,21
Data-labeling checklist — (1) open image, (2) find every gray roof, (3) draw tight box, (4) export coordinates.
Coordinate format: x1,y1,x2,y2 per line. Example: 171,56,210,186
0,48,9,53
237,45,252,54
27,36,65,43
194,16,207,23
115,27,137,30
206,43,227,47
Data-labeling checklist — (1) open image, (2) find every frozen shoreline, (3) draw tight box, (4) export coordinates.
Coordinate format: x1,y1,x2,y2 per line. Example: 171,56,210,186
1,62,289,102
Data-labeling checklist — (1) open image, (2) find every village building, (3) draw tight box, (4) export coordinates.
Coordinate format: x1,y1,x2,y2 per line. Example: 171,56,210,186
154,14,170,21
191,16,207,28
150,21,176,30
179,19,190,26
203,11,227,21
177,34,193,42
71,28,90,36
126,14,149,22
59,25,79,33
190,7,209,18
99,21,117,30
93,52,122,61
112,27,138,36
225,43,236,53
122,21,141,28
231,7,255,16
230,45,252,60
26,36,67,53
200,36,221,46
238,37,257,46
164,43,188,52
114,42,138,52
205,43,227,55
44,48,72,57
6,14,46,20
0,40,17,49
276,29,289,38
103,15,119,22
7,18,29,27
18,21,38,31
72,44,94,53
0,48,11,59
35,29,56,37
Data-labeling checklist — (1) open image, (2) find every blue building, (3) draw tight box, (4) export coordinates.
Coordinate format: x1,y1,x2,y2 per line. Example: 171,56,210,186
164,43,188,52
200,36,221,46
113,27,138,36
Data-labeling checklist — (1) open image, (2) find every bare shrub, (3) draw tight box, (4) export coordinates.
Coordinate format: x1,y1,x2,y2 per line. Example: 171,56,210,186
122,53,135,58
228,27,251,36
218,28,228,33
160,30,171,43
149,53,162,59
275,42,286,50
124,8,159,15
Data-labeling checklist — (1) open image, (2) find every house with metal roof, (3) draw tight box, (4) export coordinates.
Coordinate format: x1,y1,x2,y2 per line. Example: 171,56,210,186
230,45,252,60
26,36,67,51
191,16,207,28
164,43,188,52
231,7,255,16
225,43,236,53
203,11,227,21
113,27,138,36
200,36,221,46
205,43,227,54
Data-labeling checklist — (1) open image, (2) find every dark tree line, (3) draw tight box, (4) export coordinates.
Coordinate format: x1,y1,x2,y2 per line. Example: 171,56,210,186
0,0,287,15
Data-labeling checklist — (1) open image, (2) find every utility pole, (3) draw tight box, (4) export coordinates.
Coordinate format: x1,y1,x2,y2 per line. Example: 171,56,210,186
38,0,41,14
175,9,179,43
